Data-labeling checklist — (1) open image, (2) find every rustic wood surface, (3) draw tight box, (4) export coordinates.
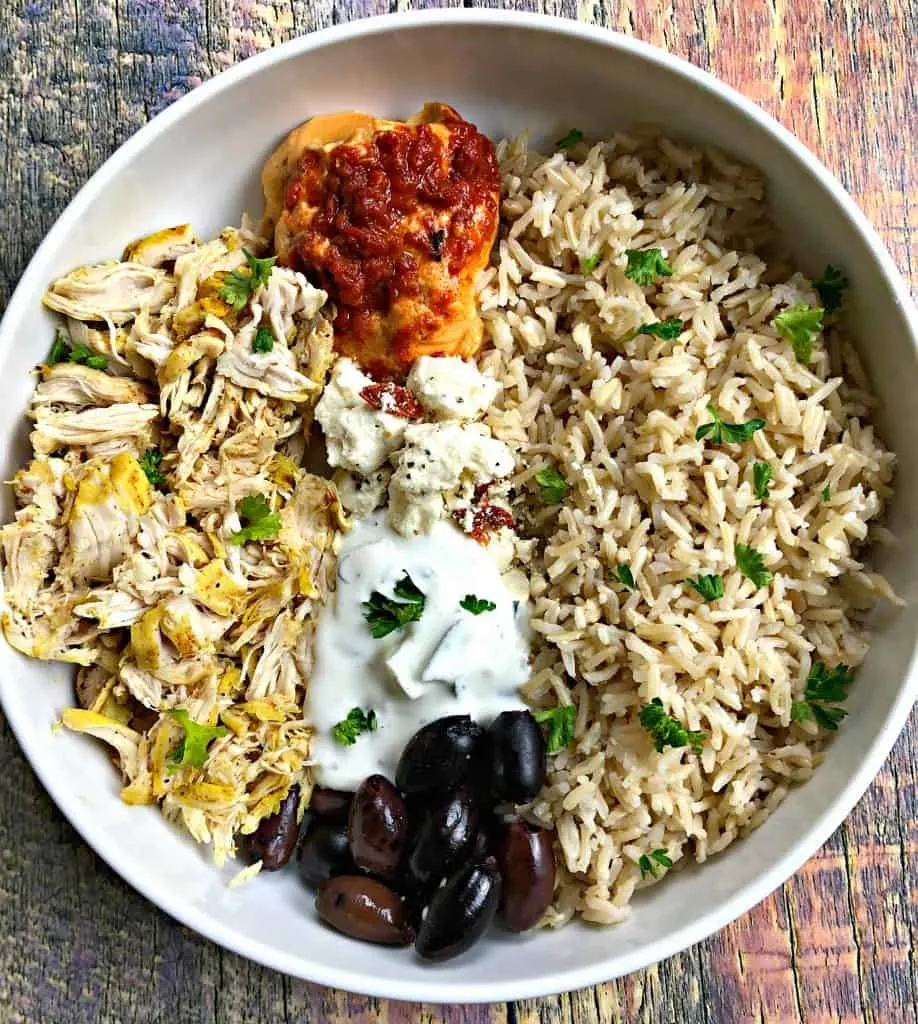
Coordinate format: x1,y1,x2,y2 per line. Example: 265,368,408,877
0,2,915,1022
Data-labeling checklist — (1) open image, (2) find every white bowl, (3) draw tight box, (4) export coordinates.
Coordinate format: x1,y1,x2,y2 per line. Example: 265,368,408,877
2,9,916,1003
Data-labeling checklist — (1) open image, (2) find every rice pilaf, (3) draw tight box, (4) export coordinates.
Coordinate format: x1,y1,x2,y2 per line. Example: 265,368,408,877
477,130,898,925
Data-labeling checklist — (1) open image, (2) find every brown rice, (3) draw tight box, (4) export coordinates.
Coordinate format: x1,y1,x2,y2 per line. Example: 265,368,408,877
476,129,899,926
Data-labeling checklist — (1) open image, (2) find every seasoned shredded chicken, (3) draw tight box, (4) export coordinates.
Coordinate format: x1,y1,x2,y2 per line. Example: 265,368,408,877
2,223,341,864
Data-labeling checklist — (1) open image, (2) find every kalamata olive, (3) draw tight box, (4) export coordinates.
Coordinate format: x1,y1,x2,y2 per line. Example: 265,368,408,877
317,875,415,946
396,715,485,794
310,786,353,822
496,819,556,932
488,711,546,804
407,785,480,892
348,774,408,879
471,810,501,860
297,818,355,888
415,857,503,962
239,785,300,870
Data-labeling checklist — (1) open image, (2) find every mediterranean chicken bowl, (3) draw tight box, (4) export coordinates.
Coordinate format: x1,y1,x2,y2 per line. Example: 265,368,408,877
0,13,915,997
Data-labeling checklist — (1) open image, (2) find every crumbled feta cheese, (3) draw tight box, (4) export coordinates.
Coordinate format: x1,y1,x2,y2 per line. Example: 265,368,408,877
315,359,408,474
388,422,515,536
407,355,500,421
333,467,391,519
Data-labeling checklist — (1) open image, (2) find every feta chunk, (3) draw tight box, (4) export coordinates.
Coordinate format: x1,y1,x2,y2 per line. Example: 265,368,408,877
333,468,391,519
407,355,500,421
388,422,515,536
315,358,408,474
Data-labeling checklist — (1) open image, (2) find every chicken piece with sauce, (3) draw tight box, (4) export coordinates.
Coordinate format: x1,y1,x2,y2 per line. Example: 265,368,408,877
262,103,500,379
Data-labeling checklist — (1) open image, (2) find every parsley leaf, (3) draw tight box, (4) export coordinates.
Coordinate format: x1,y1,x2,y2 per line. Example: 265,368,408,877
556,128,584,149
686,573,724,602
48,331,69,364
50,334,109,370
363,573,426,639
229,494,282,545
615,565,635,591
814,264,848,314
734,542,773,589
624,248,673,287
219,249,276,311
791,662,854,732
639,698,706,754
580,253,601,275
167,709,228,772
460,594,497,615
774,304,824,363
139,447,167,488
252,326,275,353
332,707,378,746
534,465,569,504
534,705,577,753
635,318,683,340
695,404,765,446
821,484,831,502
638,848,673,879
753,461,773,501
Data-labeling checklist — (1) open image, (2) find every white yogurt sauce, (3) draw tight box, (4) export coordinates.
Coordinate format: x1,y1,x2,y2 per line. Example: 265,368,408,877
308,514,529,788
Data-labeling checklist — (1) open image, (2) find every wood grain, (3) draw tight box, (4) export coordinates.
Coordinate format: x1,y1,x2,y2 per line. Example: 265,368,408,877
0,2,915,1022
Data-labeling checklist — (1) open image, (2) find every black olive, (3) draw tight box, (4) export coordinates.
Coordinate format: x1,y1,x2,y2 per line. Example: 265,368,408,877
488,711,546,804
415,857,503,962
407,785,480,893
317,876,414,946
309,786,353,822
297,818,355,888
239,784,300,870
348,774,409,879
496,819,556,932
396,715,485,795
470,809,501,861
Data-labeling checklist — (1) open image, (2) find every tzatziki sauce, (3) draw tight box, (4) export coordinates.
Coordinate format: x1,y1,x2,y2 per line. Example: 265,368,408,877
307,514,529,788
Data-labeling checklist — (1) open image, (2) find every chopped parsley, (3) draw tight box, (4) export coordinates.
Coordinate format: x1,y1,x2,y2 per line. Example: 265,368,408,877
624,248,673,287
252,326,275,353
167,709,228,772
363,574,426,639
534,465,569,504
814,264,848,314
580,253,601,276
686,573,724,602
695,403,765,446
139,448,167,488
47,332,107,370
638,848,673,879
219,249,276,311
639,698,705,754
229,494,282,545
753,461,773,501
791,662,854,731
635,318,683,340
534,705,577,753
332,707,378,746
821,484,831,502
556,128,584,150
774,304,824,363
48,331,69,364
614,564,635,591
460,594,497,615
734,542,773,589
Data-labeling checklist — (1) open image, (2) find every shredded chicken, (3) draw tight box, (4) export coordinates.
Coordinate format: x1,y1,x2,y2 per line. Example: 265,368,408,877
3,223,341,865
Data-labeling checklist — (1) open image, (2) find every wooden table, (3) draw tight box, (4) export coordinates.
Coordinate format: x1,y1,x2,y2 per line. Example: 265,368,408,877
0,3,915,1022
